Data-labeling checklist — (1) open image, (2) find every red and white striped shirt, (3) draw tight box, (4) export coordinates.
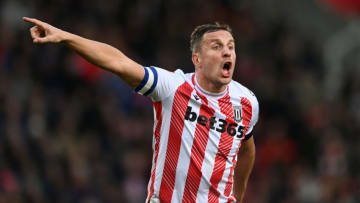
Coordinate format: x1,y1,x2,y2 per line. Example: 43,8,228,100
135,66,259,203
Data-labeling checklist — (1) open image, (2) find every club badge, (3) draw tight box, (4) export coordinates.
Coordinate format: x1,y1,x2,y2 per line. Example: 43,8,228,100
233,105,242,123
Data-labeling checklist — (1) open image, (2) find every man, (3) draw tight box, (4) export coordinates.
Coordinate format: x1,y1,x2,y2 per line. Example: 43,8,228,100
23,17,259,203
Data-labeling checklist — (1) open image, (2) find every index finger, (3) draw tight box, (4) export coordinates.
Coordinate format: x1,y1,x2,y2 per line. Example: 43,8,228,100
23,17,46,27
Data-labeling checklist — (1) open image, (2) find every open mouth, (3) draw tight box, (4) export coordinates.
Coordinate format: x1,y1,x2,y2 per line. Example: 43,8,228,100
223,62,232,70
221,62,232,78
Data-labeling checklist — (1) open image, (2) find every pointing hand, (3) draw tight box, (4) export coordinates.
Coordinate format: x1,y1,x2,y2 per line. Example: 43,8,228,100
23,17,65,43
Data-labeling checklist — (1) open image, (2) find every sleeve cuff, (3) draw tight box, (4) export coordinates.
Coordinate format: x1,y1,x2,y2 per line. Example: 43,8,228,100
134,66,158,96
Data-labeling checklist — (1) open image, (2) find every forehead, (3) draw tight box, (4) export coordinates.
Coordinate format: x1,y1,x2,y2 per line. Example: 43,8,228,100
202,30,234,44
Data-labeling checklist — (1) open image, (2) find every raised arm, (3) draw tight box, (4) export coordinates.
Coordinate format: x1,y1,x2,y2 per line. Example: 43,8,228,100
23,17,144,88
233,136,256,203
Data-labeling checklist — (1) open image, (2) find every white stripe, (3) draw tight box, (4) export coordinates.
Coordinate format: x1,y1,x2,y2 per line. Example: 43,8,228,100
172,89,197,201
151,94,174,196
138,67,155,95
146,106,162,202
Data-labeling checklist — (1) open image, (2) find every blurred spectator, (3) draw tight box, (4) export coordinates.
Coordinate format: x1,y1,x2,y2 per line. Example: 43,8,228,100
1,0,359,202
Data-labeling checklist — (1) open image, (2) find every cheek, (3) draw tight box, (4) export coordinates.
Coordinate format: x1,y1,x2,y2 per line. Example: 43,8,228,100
206,54,220,66
199,52,221,71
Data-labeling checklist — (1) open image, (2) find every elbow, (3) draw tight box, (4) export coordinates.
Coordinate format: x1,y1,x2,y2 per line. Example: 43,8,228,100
107,59,125,75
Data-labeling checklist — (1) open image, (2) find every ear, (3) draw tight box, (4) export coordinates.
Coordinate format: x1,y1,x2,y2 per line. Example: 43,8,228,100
192,52,201,68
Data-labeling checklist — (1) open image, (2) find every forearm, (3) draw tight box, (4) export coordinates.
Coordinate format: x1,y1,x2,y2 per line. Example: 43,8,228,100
61,32,143,87
233,137,255,202
63,32,128,75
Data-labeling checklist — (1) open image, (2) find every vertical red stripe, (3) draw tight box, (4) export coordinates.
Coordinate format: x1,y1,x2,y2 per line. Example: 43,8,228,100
208,94,235,203
182,96,215,203
223,97,252,197
147,101,163,202
159,82,193,202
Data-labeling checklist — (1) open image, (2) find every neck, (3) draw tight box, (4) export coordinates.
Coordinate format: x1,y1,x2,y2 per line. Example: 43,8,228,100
195,73,227,93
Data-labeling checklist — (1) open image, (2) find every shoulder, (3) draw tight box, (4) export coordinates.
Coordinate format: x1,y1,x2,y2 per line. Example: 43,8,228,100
168,68,194,86
155,67,187,80
143,67,193,101
229,80,259,105
174,69,188,79
229,80,260,131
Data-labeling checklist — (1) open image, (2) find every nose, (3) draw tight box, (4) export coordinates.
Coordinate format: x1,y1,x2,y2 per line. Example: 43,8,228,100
223,48,231,57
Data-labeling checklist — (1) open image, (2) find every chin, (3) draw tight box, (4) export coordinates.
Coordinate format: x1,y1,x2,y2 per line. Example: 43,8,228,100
216,79,231,88
221,77,232,84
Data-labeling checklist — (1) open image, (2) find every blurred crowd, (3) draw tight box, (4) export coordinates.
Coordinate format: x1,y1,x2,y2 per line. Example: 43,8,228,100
1,0,360,202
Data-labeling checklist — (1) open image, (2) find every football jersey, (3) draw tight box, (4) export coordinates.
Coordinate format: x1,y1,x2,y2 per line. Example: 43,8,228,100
134,66,259,203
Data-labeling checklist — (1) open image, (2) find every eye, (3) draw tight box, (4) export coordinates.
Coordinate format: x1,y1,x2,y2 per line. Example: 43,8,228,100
213,45,220,50
228,45,234,50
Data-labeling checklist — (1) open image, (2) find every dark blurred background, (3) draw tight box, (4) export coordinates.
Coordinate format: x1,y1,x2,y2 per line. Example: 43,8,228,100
1,0,360,202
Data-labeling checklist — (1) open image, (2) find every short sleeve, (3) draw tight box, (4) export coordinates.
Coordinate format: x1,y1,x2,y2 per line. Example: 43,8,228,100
243,95,259,140
134,66,185,101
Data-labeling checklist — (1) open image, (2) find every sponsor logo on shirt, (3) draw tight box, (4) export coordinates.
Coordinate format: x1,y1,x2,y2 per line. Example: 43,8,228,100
184,106,245,138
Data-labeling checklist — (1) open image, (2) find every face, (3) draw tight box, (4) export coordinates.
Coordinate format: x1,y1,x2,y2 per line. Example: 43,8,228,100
193,30,236,93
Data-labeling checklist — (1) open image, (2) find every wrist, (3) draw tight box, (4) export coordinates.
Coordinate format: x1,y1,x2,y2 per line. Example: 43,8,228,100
61,31,73,43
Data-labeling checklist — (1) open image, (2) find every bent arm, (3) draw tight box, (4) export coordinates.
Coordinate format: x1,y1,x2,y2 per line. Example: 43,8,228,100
233,136,256,203
23,17,144,88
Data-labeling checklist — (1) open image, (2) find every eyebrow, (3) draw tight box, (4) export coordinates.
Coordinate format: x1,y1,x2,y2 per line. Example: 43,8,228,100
208,39,235,44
